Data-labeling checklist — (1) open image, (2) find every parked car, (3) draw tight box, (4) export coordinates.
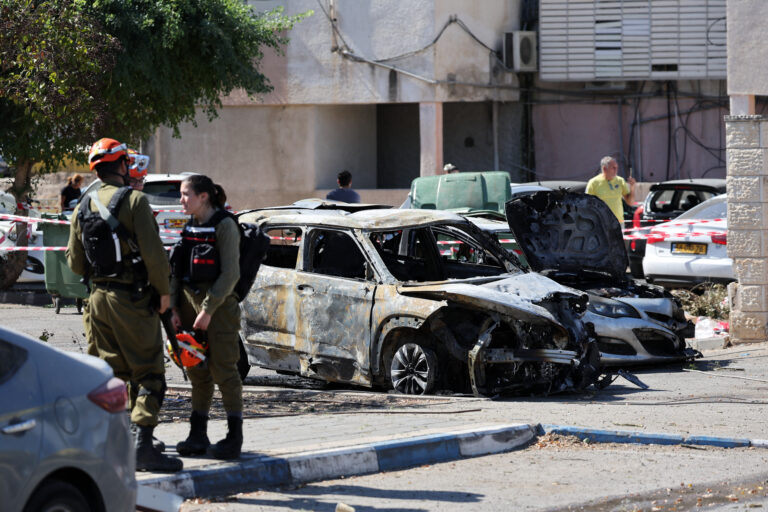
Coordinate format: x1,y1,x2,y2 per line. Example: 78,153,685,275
626,179,727,277
643,194,733,288
238,208,602,396
505,191,696,365
81,173,197,244
0,326,135,512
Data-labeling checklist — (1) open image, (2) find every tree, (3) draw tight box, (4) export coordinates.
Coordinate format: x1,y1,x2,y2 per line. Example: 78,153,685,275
0,0,305,288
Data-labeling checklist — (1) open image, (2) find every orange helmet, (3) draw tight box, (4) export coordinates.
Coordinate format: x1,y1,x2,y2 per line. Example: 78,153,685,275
166,332,207,368
88,138,128,171
126,148,149,179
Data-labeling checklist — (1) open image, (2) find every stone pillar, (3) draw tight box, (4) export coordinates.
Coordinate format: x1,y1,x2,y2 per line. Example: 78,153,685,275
725,115,768,344
419,102,443,177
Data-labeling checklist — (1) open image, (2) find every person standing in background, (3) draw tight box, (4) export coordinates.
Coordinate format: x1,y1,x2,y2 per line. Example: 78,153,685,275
586,156,636,225
326,170,361,203
60,174,84,211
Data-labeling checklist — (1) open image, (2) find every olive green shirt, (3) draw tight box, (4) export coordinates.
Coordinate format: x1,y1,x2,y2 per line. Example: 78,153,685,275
170,212,240,316
66,178,170,295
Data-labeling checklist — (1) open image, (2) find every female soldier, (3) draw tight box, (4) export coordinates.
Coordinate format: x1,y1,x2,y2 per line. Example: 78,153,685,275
171,174,243,459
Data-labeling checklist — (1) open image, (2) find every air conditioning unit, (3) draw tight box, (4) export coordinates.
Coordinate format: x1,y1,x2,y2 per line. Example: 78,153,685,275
503,31,537,72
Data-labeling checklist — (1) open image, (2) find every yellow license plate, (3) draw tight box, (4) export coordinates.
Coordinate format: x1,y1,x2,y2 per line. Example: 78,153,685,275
672,242,707,255
165,218,187,228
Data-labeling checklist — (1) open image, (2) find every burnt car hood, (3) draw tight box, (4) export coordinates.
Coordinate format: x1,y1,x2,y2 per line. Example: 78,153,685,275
398,272,585,330
505,190,628,282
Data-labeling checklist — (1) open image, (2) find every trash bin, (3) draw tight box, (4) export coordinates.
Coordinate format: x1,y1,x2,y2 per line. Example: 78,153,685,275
42,215,87,314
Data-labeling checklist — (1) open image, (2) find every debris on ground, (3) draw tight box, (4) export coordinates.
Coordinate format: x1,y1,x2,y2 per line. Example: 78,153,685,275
160,389,451,423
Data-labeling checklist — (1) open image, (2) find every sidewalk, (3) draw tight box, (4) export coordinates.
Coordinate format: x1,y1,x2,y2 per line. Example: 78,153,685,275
141,342,768,499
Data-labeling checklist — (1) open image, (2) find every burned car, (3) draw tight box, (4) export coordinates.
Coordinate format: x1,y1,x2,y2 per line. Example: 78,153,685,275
505,191,696,366
238,209,601,396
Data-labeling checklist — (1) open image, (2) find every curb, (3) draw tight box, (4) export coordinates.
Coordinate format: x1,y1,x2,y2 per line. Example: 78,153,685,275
139,423,768,500
540,425,754,448
139,423,538,499
0,288,51,306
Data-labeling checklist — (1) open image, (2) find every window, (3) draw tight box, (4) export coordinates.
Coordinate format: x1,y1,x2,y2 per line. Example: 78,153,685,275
264,227,302,269
0,339,27,385
309,230,368,279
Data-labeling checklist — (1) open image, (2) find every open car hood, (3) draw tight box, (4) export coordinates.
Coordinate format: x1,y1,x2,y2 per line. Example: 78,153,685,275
505,190,628,281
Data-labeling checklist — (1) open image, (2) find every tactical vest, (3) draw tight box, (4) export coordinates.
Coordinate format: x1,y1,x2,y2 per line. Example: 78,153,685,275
172,211,227,283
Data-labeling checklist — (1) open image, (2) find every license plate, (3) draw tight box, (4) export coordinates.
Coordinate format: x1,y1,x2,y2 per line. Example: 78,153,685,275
672,242,707,255
165,218,187,228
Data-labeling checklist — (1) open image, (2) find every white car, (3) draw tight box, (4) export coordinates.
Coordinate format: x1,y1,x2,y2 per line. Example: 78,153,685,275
81,173,195,245
643,194,733,288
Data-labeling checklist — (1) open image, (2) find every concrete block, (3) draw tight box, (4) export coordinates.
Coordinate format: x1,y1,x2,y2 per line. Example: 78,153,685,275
733,258,768,284
727,176,762,202
729,311,768,341
288,446,379,483
726,148,764,176
735,284,767,312
684,436,751,448
726,120,760,148
541,425,684,445
456,424,537,457
761,120,768,148
728,230,762,258
728,202,763,229
373,434,461,471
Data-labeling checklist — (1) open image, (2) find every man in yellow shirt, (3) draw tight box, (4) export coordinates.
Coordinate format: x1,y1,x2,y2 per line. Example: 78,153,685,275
586,156,636,224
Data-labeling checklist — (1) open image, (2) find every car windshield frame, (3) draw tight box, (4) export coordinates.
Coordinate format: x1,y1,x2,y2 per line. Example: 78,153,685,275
367,221,521,284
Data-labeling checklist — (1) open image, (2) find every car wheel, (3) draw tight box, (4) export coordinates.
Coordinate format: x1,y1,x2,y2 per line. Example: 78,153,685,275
389,342,438,395
23,480,90,512
237,336,250,382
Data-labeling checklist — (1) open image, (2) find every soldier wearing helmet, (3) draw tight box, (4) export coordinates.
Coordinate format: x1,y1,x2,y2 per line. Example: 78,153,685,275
66,137,182,473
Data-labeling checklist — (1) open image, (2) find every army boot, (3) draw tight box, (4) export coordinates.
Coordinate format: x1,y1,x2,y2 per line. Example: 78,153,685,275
135,425,183,473
207,415,243,460
176,411,210,456
130,422,166,452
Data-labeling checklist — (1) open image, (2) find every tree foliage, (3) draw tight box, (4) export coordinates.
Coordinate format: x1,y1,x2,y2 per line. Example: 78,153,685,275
0,0,304,171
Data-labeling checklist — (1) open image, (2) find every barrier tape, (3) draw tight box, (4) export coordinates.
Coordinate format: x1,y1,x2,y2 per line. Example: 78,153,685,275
0,246,66,251
0,213,70,225
622,218,725,233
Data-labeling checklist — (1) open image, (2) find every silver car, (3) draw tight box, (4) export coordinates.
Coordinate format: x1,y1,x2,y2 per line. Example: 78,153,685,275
0,327,136,512
505,191,696,366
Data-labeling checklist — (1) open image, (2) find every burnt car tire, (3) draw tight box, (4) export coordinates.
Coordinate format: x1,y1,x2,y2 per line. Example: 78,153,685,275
237,337,250,382
390,342,438,395
24,480,90,512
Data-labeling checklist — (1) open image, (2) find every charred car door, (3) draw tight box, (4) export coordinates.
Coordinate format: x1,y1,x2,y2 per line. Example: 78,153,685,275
295,228,376,386
240,226,304,373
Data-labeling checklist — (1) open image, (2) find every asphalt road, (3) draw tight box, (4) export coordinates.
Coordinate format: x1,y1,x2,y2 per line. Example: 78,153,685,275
5,302,768,511
180,441,768,511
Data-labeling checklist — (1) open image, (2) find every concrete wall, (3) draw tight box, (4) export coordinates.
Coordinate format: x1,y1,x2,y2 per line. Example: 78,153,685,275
725,116,768,344
229,0,520,105
153,105,378,209
727,1,768,96
533,95,728,183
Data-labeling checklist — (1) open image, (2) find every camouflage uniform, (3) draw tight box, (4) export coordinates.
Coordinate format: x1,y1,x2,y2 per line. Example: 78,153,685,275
67,177,170,427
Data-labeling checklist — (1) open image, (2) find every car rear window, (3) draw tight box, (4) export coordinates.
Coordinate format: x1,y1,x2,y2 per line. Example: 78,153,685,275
647,189,717,214
143,181,181,205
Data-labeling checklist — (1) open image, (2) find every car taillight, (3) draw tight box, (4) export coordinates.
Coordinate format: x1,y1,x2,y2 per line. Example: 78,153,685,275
646,232,667,244
152,210,159,217
633,205,644,229
711,233,727,245
88,377,128,413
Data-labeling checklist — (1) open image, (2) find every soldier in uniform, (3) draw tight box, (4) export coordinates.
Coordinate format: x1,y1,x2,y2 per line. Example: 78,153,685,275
170,174,244,460
67,138,182,472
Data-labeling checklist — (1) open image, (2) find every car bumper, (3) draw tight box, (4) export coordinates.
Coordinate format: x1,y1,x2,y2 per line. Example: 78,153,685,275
643,253,735,286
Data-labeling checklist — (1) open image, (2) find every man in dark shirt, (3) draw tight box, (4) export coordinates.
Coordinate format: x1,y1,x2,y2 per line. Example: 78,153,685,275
326,170,361,203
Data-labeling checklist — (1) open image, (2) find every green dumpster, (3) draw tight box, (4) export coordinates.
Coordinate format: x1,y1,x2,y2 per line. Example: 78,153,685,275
42,215,87,314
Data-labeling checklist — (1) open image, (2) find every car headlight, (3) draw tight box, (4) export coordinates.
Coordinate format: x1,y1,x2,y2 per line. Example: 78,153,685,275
587,295,641,318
